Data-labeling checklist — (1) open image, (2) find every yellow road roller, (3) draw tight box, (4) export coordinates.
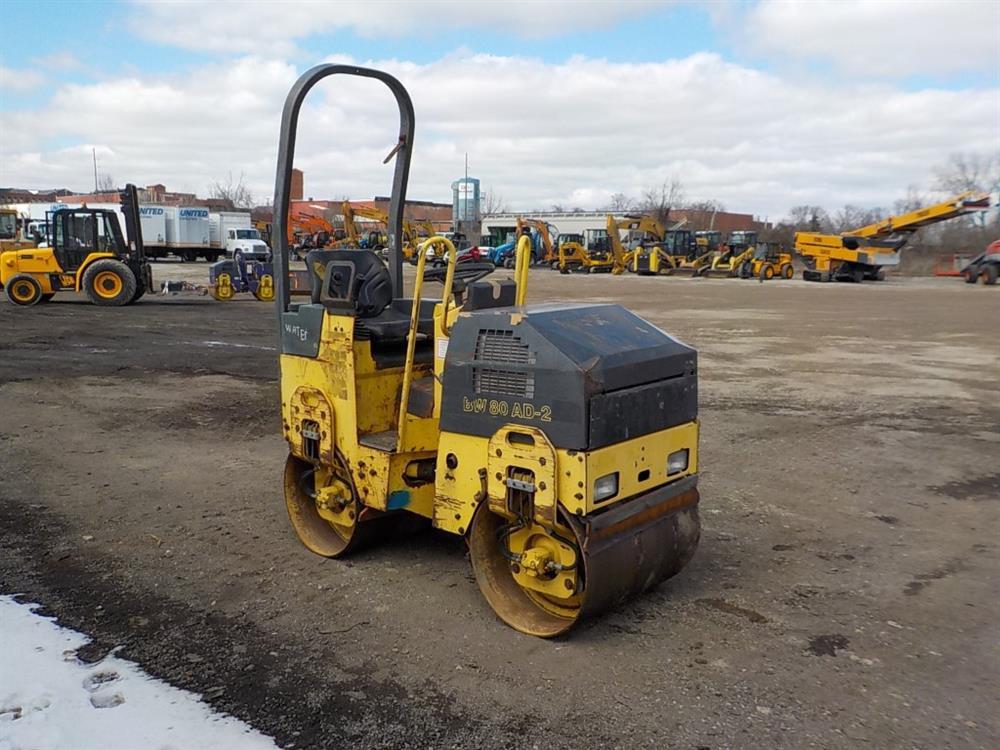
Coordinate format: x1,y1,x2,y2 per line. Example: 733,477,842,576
272,65,701,637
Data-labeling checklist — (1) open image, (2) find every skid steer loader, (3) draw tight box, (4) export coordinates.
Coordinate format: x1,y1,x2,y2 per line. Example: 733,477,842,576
272,65,701,637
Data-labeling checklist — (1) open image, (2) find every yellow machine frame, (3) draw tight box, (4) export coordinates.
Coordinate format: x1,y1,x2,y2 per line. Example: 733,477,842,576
794,191,991,282
273,65,701,638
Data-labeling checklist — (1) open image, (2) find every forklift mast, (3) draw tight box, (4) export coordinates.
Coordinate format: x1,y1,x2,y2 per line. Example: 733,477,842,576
119,184,146,265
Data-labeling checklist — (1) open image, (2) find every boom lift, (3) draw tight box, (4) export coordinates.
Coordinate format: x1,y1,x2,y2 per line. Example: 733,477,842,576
272,65,701,637
2,184,152,306
795,192,992,282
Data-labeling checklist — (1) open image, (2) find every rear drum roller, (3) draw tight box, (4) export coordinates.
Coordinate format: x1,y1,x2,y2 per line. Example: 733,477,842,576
211,273,235,301
283,453,380,558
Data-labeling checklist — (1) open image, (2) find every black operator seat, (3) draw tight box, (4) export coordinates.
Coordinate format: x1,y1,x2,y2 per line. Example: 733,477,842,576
304,249,435,344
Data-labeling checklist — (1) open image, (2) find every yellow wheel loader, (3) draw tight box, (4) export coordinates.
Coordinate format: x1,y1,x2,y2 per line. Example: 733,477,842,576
1,185,152,306
272,65,701,637
742,242,794,280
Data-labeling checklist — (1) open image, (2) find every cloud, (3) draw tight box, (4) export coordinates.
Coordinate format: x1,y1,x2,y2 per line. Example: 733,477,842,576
1,53,996,220
127,0,675,53
30,52,85,71
741,0,1000,77
0,65,46,92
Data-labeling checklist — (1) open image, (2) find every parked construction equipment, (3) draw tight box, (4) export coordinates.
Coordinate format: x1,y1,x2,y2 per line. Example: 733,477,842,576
209,253,275,301
696,231,757,278
497,217,556,267
795,192,992,282
961,241,1000,285
558,216,630,274
272,65,701,637
624,215,666,275
742,240,794,280
2,184,152,306
0,208,38,252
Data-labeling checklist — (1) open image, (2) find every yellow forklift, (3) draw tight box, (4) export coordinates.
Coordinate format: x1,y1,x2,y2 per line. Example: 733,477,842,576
2,184,152,306
271,65,701,637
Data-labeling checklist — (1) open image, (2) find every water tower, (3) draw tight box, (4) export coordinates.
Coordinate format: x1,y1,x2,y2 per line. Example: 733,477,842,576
451,176,480,243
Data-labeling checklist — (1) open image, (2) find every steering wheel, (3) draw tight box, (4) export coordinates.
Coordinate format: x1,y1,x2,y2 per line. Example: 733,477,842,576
422,261,496,293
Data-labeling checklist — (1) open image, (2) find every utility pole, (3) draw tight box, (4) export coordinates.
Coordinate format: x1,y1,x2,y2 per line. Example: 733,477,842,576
93,148,98,193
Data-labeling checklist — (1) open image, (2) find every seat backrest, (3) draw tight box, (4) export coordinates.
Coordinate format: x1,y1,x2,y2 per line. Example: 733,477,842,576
305,249,393,318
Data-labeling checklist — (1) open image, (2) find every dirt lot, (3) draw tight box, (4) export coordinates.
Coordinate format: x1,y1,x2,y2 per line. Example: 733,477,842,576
2,263,998,750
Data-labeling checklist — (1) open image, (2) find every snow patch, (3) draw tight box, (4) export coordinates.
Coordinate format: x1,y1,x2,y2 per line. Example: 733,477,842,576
0,595,279,750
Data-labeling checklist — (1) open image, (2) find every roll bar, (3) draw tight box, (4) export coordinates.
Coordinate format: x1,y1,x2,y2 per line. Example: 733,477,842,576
272,65,415,323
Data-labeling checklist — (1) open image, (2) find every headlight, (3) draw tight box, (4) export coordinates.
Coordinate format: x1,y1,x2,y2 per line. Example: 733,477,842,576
667,449,689,476
593,472,619,502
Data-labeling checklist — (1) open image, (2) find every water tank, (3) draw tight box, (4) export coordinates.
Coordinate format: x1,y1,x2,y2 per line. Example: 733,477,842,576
451,177,480,224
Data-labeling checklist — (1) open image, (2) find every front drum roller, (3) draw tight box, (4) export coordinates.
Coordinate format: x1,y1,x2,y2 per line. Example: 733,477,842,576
469,476,701,637
283,454,382,558
253,273,275,301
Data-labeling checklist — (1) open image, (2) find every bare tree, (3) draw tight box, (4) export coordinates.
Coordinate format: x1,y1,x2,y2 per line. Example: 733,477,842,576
608,192,636,212
893,185,926,215
96,173,116,192
684,199,726,231
933,152,999,228
209,171,255,208
933,152,999,195
832,205,884,233
480,187,509,215
785,205,833,232
549,203,565,212
639,178,684,226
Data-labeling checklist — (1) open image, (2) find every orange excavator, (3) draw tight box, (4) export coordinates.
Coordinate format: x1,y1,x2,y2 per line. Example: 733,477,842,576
288,211,337,257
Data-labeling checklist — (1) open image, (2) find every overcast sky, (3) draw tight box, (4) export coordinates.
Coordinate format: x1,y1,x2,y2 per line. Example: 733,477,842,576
1,0,997,220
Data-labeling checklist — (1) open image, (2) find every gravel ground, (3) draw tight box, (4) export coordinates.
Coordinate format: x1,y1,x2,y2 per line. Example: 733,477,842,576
1,263,998,749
